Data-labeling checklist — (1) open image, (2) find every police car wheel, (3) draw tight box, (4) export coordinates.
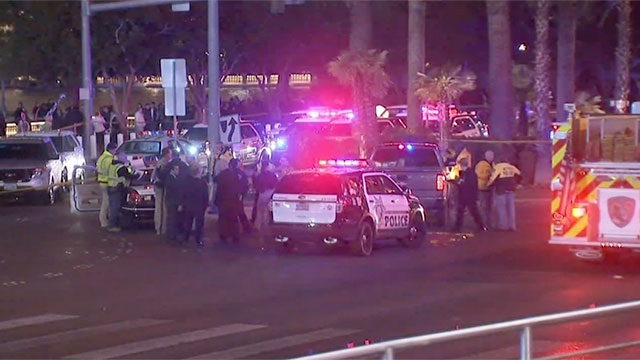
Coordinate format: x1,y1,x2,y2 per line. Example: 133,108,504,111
61,168,69,192
401,216,426,248
351,222,374,256
41,178,56,206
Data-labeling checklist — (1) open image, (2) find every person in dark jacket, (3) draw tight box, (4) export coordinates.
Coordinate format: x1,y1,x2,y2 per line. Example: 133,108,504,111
152,148,173,235
253,158,278,247
183,167,209,246
214,159,244,243
0,112,6,137
164,162,184,244
453,157,486,232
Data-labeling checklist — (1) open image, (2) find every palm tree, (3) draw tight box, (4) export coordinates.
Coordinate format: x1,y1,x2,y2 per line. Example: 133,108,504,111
407,0,426,130
614,0,632,113
533,0,552,184
556,1,577,122
348,0,372,51
486,0,515,140
328,50,392,157
414,64,476,146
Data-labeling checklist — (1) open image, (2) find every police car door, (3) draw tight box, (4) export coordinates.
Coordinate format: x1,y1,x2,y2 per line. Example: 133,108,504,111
363,174,410,232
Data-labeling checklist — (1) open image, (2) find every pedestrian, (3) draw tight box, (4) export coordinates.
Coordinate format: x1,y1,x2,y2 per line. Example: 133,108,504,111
106,153,138,232
209,145,232,213
17,111,29,133
253,158,278,235
14,101,24,122
214,159,244,243
92,112,107,151
237,162,252,232
164,161,184,244
452,157,486,232
183,167,209,246
134,103,146,132
475,150,495,229
97,142,118,228
151,148,173,235
0,112,6,137
487,155,521,231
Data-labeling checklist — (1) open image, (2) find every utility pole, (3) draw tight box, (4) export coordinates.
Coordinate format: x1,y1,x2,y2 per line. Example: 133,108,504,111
207,0,221,146
81,0,93,158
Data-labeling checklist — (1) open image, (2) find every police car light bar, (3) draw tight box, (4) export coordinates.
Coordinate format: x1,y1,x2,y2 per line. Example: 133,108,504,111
317,159,368,167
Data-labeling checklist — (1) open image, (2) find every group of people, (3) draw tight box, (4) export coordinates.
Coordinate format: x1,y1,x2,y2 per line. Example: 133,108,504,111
452,149,521,233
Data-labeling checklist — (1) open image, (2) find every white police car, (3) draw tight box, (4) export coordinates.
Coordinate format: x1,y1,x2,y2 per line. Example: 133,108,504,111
269,159,427,256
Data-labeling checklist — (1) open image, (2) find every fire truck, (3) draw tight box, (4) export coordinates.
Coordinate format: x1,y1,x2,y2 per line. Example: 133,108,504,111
549,107,640,260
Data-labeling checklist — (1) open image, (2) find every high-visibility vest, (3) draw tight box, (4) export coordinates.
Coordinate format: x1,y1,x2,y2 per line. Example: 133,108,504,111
107,163,128,187
96,151,114,184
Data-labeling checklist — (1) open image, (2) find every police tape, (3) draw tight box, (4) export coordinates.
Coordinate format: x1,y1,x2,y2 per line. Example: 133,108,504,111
451,138,551,144
0,181,73,196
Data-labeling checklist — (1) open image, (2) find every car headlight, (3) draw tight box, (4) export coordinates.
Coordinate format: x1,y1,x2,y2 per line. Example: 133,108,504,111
188,146,198,155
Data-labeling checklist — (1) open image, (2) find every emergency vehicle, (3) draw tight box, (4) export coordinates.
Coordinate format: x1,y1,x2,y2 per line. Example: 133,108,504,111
549,109,640,260
268,160,427,256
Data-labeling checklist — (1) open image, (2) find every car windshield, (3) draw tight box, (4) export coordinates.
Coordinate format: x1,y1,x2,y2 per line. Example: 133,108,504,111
0,143,50,160
121,141,162,155
185,127,207,142
49,136,75,152
275,173,341,195
372,147,440,168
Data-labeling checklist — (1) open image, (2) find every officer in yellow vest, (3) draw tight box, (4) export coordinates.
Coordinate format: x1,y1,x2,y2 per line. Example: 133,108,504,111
96,142,117,228
106,153,138,232
487,156,521,231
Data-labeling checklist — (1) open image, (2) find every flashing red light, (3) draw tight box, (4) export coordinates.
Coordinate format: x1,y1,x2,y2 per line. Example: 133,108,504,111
128,190,142,204
347,342,355,348
436,174,446,191
364,339,371,345
318,159,368,167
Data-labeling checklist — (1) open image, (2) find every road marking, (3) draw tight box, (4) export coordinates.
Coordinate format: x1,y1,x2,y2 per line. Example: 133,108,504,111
0,319,169,353
187,328,360,359
64,323,266,359
0,314,78,331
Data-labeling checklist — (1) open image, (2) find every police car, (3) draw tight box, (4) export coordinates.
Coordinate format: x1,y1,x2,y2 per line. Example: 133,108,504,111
269,160,427,256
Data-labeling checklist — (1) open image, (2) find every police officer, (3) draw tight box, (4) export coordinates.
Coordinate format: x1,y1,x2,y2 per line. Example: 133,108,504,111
475,150,495,228
97,142,118,228
487,155,521,231
106,153,138,232
452,157,486,233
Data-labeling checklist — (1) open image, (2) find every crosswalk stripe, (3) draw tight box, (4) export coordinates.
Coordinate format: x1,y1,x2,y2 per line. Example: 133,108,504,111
64,323,266,359
0,319,170,353
187,328,360,359
0,314,78,331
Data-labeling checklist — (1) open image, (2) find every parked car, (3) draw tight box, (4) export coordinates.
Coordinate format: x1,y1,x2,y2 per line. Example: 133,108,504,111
0,137,63,204
185,122,267,167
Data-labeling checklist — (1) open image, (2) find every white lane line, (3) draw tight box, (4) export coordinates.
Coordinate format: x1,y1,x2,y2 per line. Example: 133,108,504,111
0,314,78,331
65,323,266,360
0,319,170,353
187,328,360,359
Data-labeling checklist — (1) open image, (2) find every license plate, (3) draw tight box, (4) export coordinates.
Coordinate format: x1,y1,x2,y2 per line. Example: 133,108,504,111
4,183,17,191
295,203,309,211
143,196,152,201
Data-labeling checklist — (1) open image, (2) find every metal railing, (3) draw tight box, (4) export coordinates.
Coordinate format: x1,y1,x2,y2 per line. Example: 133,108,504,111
294,300,640,360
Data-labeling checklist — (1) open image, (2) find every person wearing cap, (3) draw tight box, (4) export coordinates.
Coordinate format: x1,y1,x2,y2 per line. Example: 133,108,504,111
487,155,521,231
96,142,118,228
106,153,138,232
452,157,486,233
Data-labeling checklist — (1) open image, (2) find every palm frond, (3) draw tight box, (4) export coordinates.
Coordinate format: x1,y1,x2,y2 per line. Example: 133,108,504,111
414,64,476,104
327,49,392,100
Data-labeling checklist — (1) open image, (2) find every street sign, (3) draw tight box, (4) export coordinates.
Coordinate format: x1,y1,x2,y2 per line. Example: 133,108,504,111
160,59,187,88
219,114,241,144
164,87,186,117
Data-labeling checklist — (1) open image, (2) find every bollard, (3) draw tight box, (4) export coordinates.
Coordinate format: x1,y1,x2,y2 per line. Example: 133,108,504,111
130,132,136,140
117,133,124,146
89,134,97,159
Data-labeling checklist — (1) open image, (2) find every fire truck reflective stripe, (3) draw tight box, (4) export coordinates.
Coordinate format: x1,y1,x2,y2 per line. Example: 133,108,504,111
627,176,640,188
551,197,560,213
565,215,588,238
551,145,567,171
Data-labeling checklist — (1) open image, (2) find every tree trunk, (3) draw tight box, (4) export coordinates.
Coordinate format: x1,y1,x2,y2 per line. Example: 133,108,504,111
533,0,552,185
348,0,376,156
614,0,632,113
486,0,515,139
556,1,576,123
407,0,426,131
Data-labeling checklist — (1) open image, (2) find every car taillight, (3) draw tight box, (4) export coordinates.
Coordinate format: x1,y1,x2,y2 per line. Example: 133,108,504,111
436,174,446,191
31,167,44,178
127,190,142,204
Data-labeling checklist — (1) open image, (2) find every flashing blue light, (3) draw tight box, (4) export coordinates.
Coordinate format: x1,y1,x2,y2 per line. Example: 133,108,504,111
549,130,553,140
276,137,286,149
406,144,414,151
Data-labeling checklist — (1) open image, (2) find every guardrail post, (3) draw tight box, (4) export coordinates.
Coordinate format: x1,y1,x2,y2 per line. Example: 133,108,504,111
382,347,394,360
520,326,532,360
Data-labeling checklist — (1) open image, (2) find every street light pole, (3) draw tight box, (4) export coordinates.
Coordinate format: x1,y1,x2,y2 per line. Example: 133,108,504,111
81,0,93,158
207,0,221,147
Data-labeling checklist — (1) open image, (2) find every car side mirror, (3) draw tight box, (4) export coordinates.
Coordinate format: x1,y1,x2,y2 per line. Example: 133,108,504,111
402,186,412,196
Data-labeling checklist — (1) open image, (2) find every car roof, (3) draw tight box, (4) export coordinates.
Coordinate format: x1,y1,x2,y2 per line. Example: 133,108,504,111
0,136,50,144
16,131,76,137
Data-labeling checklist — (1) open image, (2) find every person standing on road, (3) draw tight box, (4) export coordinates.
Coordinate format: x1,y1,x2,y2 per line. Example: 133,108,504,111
475,150,495,229
214,159,244,243
452,157,486,233
106,153,138,232
17,111,29,133
97,142,118,228
134,103,146,133
183,167,209,246
164,161,184,244
253,158,278,237
236,162,252,233
92,112,107,152
487,156,521,231
151,148,173,236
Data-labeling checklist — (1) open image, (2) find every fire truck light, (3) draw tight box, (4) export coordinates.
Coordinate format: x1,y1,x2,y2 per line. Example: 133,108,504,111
308,111,320,118
571,206,586,218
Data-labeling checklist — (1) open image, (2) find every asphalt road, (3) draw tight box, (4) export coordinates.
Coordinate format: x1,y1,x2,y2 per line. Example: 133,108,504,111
2,191,640,359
